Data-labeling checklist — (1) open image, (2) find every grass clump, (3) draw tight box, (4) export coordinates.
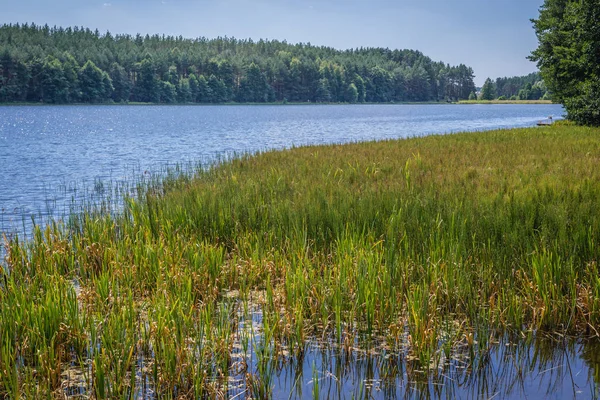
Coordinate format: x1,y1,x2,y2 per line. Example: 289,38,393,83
2,124,600,397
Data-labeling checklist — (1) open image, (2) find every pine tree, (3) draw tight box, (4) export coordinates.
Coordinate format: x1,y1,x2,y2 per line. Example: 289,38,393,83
79,60,112,102
480,78,495,100
109,62,131,102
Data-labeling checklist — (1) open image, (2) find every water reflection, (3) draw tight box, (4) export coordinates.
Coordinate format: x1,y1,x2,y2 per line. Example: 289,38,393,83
260,335,599,399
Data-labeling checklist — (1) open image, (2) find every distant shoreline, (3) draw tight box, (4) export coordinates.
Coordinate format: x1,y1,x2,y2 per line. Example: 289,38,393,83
0,100,555,107
457,100,553,105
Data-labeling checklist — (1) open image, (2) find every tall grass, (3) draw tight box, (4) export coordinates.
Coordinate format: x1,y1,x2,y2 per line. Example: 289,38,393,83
2,125,600,397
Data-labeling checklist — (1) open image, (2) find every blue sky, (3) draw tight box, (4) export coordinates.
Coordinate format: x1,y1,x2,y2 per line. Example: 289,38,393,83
1,0,544,86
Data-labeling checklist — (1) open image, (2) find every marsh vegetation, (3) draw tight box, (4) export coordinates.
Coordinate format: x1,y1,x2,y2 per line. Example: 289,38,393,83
2,124,600,398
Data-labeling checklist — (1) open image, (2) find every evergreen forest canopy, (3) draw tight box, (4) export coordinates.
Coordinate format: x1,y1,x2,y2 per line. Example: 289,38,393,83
0,23,477,104
478,72,550,101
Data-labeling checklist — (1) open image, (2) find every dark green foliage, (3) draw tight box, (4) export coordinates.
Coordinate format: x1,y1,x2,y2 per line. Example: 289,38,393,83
315,78,332,102
0,49,29,102
530,0,600,126
438,64,477,102
61,53,80,102
237,63,272,102
176,78,192,103
352,74,366,103
563,81,600,125
160,81,177,103
79,60,112,102
133,58,160,103
495,72,549,100
40,56,69,103
207,75,229,103
195,74,211,102
345,83,359,103
480,78,495,101
108,62,131,102
366,66,394,102
404,65,431,101
0,23,478,104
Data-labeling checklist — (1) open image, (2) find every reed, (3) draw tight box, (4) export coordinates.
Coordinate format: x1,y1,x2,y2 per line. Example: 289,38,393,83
2,124,600,396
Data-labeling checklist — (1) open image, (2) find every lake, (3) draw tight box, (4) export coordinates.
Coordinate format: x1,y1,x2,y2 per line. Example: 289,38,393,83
0,103,562,235
5,103,598,400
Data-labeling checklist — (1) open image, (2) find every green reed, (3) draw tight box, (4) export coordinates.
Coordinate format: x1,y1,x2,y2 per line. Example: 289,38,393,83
2,125,600,397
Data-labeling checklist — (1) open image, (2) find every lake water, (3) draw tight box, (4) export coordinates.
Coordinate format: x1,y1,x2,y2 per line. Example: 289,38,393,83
4,103,598,400
0,103,563,235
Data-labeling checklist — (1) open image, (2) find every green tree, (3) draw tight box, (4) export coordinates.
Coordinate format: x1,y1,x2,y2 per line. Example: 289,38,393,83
367,66,394,102
40,56,69,103
404,65,430,101
0,23,481,106
480,78,495,100
468,91,477,101
160,81,176,103
353,74,366,103
345,83,359,103
207,75,227,103
165,65,179,85
133,58,159,103
495,72,545,99
188,73,200,102
26,58,45,102
109,62,131,102
237,63,271,102
392,68,406,102
61,52,80,102
315,78,331,103
456,64,476,100
196,74,211,103
79,60,112,102
0,49,29,102
530,0,600,125
285,57,304,102
177,78,192,103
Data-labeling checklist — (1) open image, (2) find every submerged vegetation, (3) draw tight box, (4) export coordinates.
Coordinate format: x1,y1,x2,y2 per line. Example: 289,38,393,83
2,124,600,397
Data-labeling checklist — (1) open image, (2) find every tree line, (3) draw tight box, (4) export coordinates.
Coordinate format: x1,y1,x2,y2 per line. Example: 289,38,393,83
530,0,599,126
0,23,477,104
477,72,550,101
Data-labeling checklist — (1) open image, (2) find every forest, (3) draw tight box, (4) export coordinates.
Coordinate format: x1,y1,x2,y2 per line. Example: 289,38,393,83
0,23,477,104
478,72,550,101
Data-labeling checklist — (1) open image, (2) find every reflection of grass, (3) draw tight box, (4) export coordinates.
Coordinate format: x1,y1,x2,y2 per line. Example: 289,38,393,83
2,124,600,397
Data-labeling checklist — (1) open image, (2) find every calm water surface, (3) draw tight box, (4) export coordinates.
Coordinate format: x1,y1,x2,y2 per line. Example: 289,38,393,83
4,103,597,400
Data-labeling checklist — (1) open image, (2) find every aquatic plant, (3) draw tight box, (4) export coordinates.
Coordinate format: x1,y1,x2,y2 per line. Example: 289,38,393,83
2,124,600,397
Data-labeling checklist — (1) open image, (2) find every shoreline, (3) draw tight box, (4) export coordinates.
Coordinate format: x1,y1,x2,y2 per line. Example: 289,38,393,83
0,100,555,107
457,99,553,105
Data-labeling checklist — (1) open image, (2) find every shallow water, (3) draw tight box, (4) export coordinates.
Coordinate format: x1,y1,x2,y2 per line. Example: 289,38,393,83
0,103,562,235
